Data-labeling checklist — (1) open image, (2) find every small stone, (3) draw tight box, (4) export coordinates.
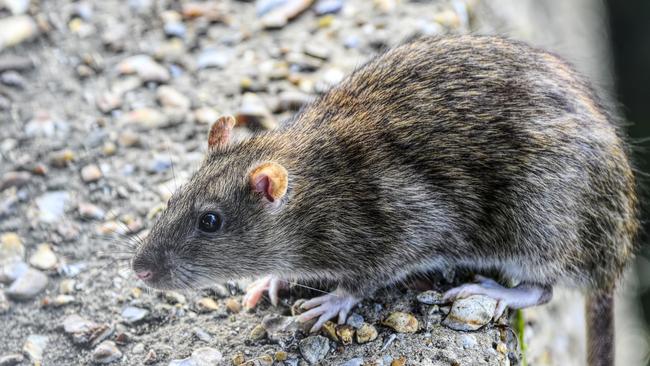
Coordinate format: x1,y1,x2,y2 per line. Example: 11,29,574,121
231,352,245,366
163,22,186,38
191,347,223,365
96,92,122,114
496,342,507,354
42,294,75,307
35,191,70,223
92,341,122,364
382,312,419,333
0,16,38,51
196,297,219,312
391,357,407,366
303,43,330,60
0,55,33,72
374,0,396,13
59,279,76,294
259,0,314,29
102,142,117,156
441,295,497,331
132,343,145,354
0,71,25,88
249,324,266,340
193,107,219,125
355,323,378,344
320,321,338,341
3,0,30,15
122,306,149,324
181,2,226,22
193,328,212,342
345,313,364,329
157,86,190,111
299,336,329,365
417,290,445,305
0,291,9,314
235,93,277,131
50,149,75,167
164,291,186,305
274,351,287,361
168,357,192,366
117,55,170,83
22,335,48,364
81,164,103,183
460,334,478,349
262,314,303,342
6,268,48,300
0,261,28,284
121,108,169,130
340,358,364,366
0,232,24,263
62,314,114,346
197,48,230,69
143,349,157,364
0,171,30,191
0,353,24,366
79,202,105,220
225,298,241,313
29,243,58,270
118,130,141,147
314,0,342,15
25,112,68,138
335,325,354,345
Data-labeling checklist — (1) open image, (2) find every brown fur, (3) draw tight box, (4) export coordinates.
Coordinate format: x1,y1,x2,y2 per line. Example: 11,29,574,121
133,35,639,364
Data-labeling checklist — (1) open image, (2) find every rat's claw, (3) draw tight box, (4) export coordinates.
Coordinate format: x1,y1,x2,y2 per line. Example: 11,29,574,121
242,276,287,309
297,290,360,332
443,277,553,321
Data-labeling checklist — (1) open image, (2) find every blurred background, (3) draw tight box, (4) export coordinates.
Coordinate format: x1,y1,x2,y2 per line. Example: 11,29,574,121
0,0,648,365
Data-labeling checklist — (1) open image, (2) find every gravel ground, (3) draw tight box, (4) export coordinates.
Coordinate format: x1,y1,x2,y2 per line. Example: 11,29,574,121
0,0,646,365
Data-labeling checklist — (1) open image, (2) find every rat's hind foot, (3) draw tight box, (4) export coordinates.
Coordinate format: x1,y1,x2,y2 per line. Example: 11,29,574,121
297,289,360,333
443,275,553,319
242,276,287,309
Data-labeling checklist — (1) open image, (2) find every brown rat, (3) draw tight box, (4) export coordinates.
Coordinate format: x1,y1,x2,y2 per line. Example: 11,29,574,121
132,35,639,365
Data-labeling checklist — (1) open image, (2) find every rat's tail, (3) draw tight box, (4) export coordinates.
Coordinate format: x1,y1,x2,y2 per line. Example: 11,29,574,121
586,289,615,366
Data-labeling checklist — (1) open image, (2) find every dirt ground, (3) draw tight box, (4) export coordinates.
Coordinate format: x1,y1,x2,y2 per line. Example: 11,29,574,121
0,0,647,365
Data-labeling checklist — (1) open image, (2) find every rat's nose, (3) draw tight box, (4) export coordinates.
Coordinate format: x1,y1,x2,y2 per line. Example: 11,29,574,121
136,270,153,281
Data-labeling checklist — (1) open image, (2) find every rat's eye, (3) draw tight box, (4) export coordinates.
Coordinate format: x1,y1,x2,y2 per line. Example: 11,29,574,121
198,212,223,233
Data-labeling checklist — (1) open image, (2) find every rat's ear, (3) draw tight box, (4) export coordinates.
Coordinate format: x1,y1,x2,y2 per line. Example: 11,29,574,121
249,162,288,205
208,115,236,149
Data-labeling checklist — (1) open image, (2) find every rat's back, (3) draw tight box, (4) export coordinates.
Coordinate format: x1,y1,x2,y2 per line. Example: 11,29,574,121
294,35,639,290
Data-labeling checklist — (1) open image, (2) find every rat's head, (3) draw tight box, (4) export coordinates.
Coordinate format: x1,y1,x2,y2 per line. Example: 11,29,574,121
131,116,294,290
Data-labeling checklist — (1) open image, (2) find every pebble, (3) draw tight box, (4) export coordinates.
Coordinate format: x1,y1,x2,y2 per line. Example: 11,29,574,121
321,321,338,341
0,16,38,51
62,314,114,346
249,324,267,340
81,164,103,183
191,347,223,365
157,86,190,111
0,353,24,366
303,43,330,60
258,0,314,29
117,55,170,83
0,291,9,313
35,191,70,223
3,0,30,14
96,92,122,114
355,323,378,344
299,336,329,365
314,0,343,15
143,349,157,364
92,341,122,364
196,297,219,312
193,107,219,125
121,108,169,130
261,314,302,343
231,352,245,366
25,112,68,138
0,55,33,72
1,71,26,88
197,48,230,69
335,325,354,345
193,328,212,342
6,268,48,300
42,294,76,307
50,149,75,167
225,298,241,313
340,357,364,366
417,290,446,305
345,313,364,329
79,202,106,220
0,261,28,284
164,291,186,305
28,243,57,270
22,334,48,364
181,2,226,22
0,171,30,191
391,357,407,366
235,93,277,131
163,22,186,38
132,343,146,354
460,334,478,349
442,295,497,331
118,130,141,147
0,232,24,263
274,351,287,361
122,306,149,323
382,312,419,333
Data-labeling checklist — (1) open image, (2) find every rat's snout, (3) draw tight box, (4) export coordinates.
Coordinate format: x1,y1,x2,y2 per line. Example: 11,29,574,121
131,250,171,287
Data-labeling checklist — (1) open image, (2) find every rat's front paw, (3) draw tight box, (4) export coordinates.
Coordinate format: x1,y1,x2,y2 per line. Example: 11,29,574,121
297,289,360,332
242,276,287,309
